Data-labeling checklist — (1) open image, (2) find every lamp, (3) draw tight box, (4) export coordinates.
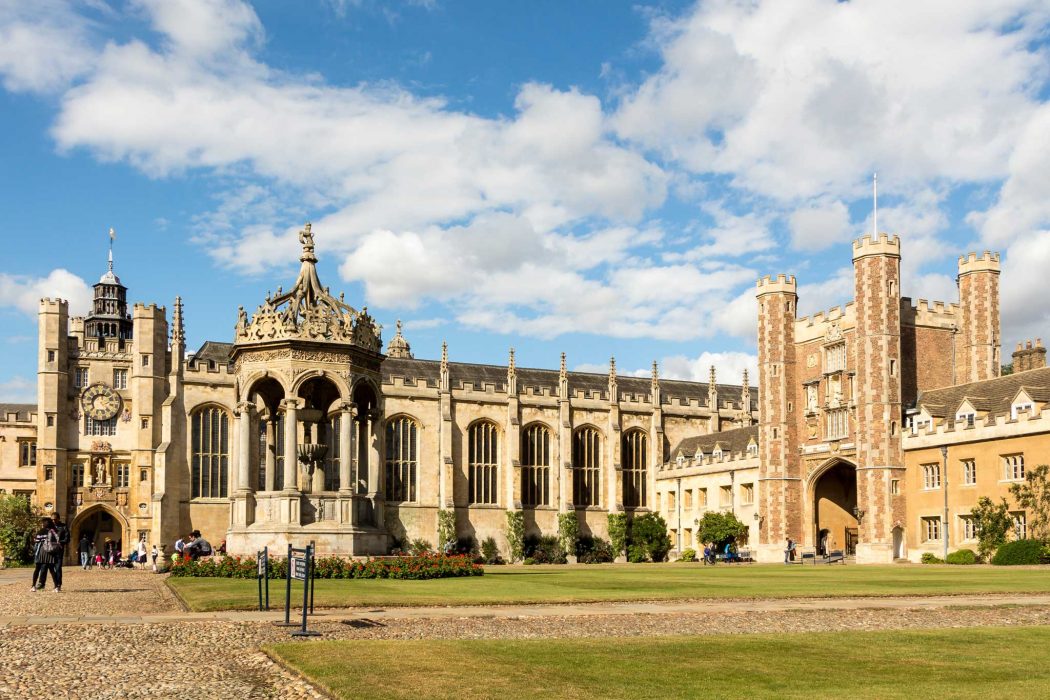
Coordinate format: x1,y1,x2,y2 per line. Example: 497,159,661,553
852,506,865,523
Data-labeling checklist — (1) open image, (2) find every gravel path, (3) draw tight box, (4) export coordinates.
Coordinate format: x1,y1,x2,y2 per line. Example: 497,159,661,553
2,567,1050,699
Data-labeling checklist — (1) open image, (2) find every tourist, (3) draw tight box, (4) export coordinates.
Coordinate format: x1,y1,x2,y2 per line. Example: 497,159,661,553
94,552,103,568
702,545,713,565
183,530,213,561
51,513,70,590
78,534,91,569
723,541,735,564
785,538,796,564
137,539,148,569
174,535,186,560
218,539,227,556
151,544,159,572
30,518,61,592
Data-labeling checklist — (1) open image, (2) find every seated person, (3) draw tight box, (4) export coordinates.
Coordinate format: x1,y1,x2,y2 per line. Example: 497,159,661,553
183,530,213,561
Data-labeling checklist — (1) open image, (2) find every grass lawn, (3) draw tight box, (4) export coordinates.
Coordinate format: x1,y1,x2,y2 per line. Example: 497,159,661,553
167,563,1050,612
266,625,1050,699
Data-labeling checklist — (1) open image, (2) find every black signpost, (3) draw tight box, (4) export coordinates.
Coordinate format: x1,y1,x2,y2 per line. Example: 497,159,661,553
291,543,319,637
274,543,298,628
256,546,269,611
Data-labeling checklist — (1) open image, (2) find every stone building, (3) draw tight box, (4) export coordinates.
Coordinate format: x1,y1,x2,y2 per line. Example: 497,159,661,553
0,404,37,501
21,225,755,559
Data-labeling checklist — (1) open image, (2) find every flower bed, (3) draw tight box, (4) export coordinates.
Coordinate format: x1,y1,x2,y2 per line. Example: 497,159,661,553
168,552,483,580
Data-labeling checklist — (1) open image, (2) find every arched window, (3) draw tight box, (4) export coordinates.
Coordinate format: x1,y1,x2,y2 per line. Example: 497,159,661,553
468,421,499,505
572,426,602,507
191,407,229,498
385,417,418,502
622,429,647,508
521,424,551,507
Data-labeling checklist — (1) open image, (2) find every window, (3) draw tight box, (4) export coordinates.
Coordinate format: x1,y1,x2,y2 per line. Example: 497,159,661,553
825,408,848,440
19,441,36,467
1012,512,1027,539
141,354,150,367
385,417,418,502
140,469,148,482
890,359,897,376
74,367,89,388
141,417,149,429
698,488,708,508
323,415,341,492
622,429,648,508
468,421,499,505
747,442,758,457
741,483,754,505
521,424,551,507
47,350,55,363
957,412,975,427
116,463,130,488
684,489,693,509
46,415,54,427
71,462,84,488
805,384,818,412
961,515,976,541
191,407,229,499
85,416,117,436
1003,454,1025,481
572,427,602,507
890,479,900,495
962,459,976,486
1012,402,1034,419
720,484,732,507
825,343,846,372
684,528,693,548
922,464,941,490
113,368,128,389
922,516,941,542
667,491,676,511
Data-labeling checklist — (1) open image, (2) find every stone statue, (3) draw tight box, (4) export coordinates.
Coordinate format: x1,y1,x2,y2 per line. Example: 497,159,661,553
298,222,314,250
93,457,108,485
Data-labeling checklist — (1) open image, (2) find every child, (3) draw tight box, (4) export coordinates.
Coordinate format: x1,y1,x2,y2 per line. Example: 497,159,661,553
94,552,103,568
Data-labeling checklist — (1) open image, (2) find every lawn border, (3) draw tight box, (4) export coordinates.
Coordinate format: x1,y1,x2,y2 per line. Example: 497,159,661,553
261,646,338,700
163,574,192,613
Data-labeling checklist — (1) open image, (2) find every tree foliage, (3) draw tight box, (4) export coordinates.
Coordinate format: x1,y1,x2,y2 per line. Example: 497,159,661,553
695,511,749,549
1009,464,1050,541
628,513,672,562
0,494,39,565
607,513,628,558
557,511,579,557
437,509,457,552
971,496,1012,559
504,510,525,563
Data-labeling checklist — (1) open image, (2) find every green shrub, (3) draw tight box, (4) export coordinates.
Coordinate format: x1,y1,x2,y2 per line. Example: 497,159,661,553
437,509,457,552
695,511,748,550
626,544,648,563
991,539,1046,566
576,536,614,564
678,548,697,562
607,513,628,558
505,510,525,563
523,535,567,565
920,552,944,564
629,513,672,562
0,494,38,565
558,511,580,558
480,537,502,565
946,548,977,565
409,538,432,556
169,553,483,579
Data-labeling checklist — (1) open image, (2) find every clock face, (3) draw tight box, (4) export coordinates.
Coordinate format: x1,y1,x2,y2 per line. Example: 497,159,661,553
81,383,122,421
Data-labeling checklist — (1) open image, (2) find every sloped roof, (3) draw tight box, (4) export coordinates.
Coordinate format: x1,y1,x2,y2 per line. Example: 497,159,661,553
191,341,235,365
0,403,36,421
670,425,759,458
917,366,1050,419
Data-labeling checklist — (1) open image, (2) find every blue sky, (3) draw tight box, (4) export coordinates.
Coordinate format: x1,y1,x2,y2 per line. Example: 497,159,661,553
1,0,1049,402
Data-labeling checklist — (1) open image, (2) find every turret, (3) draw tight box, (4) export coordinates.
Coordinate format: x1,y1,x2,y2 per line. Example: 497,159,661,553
957,251,1001,384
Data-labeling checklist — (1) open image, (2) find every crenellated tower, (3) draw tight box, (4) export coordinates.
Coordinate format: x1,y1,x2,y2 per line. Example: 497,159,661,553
956,251,1001,384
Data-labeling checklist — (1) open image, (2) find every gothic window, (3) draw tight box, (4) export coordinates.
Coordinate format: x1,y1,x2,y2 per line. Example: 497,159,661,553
1003,454,1025,481
741,483,754,505
962,459,976,486
191,407,229,499
622,429,647,509
922,516,941,542
521,424,550,507
922,464,941,490
324,415,341,491
1012,511,1027,539
19,441,36,467
385,417,418,503
468,421,499,505
572,426,602,507
85,416,117,436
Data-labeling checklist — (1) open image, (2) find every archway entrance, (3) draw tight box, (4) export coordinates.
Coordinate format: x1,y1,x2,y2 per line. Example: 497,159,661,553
813,462,858,556
71,506,125,562
892,526,905,560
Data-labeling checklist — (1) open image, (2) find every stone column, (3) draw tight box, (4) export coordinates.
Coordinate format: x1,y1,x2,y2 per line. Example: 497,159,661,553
281,398,298,491
339,404,354,494
236,402,254,492
264,416,276,492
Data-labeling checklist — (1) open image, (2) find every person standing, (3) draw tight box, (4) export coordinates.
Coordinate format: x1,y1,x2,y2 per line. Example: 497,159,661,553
137,538,148,569
30,518,61,592
151,544,159,572
51,513,70,590
78,534,91,569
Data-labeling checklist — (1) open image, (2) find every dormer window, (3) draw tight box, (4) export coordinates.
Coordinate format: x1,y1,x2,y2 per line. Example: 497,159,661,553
746,442,758,457
675,453,685,468
956,412,976,428
712,447,723,459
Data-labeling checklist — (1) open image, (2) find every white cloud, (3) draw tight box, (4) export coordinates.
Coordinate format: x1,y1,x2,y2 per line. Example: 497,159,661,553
0,269,92,316
1000,231,1050,345
577,350,757,385
0,0,97,93
134,0,262,60
788,200,850,251
0,375,35,403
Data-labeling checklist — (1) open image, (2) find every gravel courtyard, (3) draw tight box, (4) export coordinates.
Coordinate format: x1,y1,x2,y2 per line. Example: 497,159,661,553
2,567,1049,699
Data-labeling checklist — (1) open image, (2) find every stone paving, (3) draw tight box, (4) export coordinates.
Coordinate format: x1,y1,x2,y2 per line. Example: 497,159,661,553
2,567,1050,699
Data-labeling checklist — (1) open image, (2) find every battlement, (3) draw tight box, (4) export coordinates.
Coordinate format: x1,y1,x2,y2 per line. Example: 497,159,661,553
794,302,856,343
852,232,901,260
958,251,1000,276
132,303,167,318
902,297,959,328
39,298,69,312
185,358,235,377
755,274,797,296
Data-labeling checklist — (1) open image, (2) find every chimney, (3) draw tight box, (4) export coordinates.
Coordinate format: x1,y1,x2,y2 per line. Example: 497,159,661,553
1012,338,1047,373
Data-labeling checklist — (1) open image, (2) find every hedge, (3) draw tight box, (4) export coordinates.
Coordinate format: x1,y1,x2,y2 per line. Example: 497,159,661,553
991,539,1046,566
168,552,483,580
945,548,977,565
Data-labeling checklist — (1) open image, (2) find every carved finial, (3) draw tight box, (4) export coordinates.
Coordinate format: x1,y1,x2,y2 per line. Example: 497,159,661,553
508,347,516,373
277,285,282,295
385,318,413,358
560,352,567,378
609,356,617,381
339,292,345,302
651,360,659,383
709,365,716,386
108,227,115,272
742,368,750,392
441,340,448,366
171,295,185,349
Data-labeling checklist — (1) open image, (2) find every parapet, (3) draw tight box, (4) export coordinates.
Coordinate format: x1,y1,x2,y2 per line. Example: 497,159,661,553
39,298,68,313
958,251,1000,276
904,298,959,328
852,233,901,260
132,302,167,320
755,274,797,296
